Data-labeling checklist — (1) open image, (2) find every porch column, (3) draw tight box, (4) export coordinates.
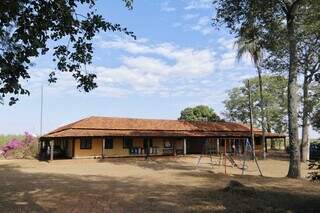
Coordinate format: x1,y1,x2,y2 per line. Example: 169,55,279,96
183,138,187,155
216,139,219,154
38,140,41,159
50,140,54,161
102,138,105,159
145,138,150,160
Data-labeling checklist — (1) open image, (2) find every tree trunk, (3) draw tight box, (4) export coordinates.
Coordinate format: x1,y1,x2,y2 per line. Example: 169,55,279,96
271,139,276,150
301,71,310,162
286,12,301,178
257,66,267,159
247,80,256,157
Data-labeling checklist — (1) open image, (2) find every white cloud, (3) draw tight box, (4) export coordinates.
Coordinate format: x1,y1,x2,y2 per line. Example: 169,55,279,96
98,38,216,95
217,37,236,50
190,16,213,35
172,22,182,28
101,38,215,77
161,2,176,12
183,14,199,20
25,36,254,99
215,37,253,69
184,0,212,10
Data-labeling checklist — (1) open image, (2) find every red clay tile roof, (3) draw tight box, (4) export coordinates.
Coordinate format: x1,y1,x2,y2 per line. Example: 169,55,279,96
40,116,285,139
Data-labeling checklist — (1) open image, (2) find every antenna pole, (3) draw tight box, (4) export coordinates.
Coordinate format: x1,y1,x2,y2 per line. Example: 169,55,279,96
40,85,43,136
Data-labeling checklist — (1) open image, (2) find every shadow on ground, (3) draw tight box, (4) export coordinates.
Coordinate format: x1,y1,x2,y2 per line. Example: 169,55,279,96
0,162,320,212
98,156,198,171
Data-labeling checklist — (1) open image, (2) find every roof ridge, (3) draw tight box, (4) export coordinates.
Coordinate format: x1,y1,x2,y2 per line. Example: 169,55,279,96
87,116,248,125
89,116,182,122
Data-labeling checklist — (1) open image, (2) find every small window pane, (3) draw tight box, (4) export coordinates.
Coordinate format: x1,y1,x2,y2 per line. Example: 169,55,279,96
105,138,113,149
123,137,133,149
80,138,92,149
143,138,153,147
164,140,172,148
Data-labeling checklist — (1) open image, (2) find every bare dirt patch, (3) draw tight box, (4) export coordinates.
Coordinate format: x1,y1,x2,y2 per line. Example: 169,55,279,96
0,156,319,212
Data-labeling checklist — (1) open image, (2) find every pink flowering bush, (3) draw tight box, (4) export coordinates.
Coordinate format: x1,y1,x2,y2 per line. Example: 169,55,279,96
0,132,38,159
1,139,23,157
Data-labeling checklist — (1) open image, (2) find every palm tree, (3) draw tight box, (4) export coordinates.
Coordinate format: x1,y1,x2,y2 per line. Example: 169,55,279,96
235,28,267,159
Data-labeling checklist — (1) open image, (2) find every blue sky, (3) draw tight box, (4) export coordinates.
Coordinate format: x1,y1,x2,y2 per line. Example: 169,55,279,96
0,0,318,138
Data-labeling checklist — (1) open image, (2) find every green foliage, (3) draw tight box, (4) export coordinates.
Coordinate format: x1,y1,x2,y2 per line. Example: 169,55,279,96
179,105,222,122
0,0,135,105
213,0,320,178
311,110,320,132
224,75,287,133
0,134,24,146
308,160,320,182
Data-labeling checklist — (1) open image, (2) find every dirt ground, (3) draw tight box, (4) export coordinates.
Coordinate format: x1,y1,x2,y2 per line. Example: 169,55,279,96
0,155,319,212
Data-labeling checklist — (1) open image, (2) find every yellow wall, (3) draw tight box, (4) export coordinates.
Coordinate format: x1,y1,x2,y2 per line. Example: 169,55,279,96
103,137,129,157
67,138,73,158
74,137,103,158
70,136,263,158
72,137,185,158
103,137,183,157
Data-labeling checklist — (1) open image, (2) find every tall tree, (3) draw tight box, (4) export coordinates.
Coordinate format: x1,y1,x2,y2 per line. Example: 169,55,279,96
299,38,320,162
236,26,267,158
0,0,135,105
179,105,222,122
213,0,320,178
262,27,320,162
224,76,288,134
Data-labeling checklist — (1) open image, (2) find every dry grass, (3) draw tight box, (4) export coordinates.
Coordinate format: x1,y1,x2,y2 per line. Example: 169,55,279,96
0,156,319,212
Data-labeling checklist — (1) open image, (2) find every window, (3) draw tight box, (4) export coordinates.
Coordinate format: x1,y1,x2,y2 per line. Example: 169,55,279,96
163,140,172,148
255,138,262,145
123,137,133,149
80,138,92,149
143,138,153,148
104,137,113,149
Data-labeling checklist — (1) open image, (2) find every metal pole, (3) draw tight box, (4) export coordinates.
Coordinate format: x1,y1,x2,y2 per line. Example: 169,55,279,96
40,84,43,136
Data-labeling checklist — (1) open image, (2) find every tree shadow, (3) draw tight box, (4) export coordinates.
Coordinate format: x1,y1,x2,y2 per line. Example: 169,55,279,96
0,162,319,212
98,156,198,171
176,171,320,212
214,180,320,213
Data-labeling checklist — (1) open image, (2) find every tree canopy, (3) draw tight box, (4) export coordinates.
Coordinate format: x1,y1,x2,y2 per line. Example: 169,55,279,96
311,110,320,133
0,0,135,105
178,105,222,122
224,75,288,133
213,0,320,178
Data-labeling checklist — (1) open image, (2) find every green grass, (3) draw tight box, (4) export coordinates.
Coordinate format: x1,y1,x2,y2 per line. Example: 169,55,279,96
0,135,24,146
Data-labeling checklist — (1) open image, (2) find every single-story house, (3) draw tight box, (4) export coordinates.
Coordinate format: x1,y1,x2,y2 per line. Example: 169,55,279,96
39,116,285,160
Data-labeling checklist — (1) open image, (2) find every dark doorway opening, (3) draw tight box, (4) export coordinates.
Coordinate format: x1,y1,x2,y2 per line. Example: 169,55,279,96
186,138,206,154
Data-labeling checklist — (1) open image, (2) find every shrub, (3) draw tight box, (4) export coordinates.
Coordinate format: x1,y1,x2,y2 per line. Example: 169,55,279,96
0,132,38,159
308,161,320,182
